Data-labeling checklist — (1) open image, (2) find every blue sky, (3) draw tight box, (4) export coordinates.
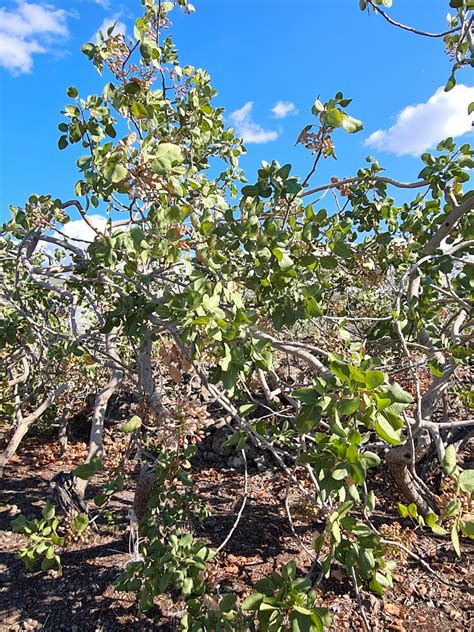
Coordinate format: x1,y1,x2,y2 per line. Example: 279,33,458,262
0,0,473,226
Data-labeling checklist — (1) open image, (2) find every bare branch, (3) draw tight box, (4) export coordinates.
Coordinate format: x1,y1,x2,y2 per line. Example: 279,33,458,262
367,0,463,38
301,175,428,199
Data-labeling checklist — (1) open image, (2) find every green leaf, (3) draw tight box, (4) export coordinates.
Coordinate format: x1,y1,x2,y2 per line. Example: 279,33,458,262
407,503,418,518
242,592,265,611
121,415,142,433
431,523,448,536
337,397,359,416
151,156,172,175
468,102,474,115
151,143,184,174
369,574,388,595
131,101,149,119
272,247,294,271
325,108,343,128
238,403,257,417
320,255,337,269
10,514,27,533
42,503,55,521
380,383,413,405
58,135,68,150
332,466,349,480
366,490,376,511
73,513,89,533
458,469,474,493
182,577,194,595
361,451,381,468
333,240,352,258
110,163,128,183
442,444,457,476
156,142,183,166
451,525,461,557
375,416,401,445
296,403,320,433
365,370,385,389
331,520,341,543
342,116,363,133
460,518,474,539
276,163,292,179
93,493,108,507
66,86,78,98
241,185,259,197
41,556,57,572
292,387,319,405
445,73,456,92
139,589,153,612
397,503,408,518
75,456,102,480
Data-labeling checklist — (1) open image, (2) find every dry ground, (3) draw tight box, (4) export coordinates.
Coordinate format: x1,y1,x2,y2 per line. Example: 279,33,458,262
0,438,473,631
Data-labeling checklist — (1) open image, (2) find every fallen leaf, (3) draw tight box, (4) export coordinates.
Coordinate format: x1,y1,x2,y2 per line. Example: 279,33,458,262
169,365,183,383
224,564,239,574
384,603,401,617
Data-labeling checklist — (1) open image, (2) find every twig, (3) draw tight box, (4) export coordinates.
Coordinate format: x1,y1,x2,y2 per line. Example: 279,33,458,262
424,418,474,429
215,450,248,554
380,539,471,591
301,175,428,199
284,468,316,560
367,0,463,38
351,566,371,632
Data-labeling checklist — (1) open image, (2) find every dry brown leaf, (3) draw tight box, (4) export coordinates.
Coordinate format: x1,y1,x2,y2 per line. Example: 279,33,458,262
181,357,193,371
224,564,239,574
384,603,401,617
169,365,183,383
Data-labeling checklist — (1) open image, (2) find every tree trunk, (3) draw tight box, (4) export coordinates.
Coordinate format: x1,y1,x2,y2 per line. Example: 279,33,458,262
75,330,124,497
58,408,69,456
0,384,68,476
138,327,165,419
386,450,434,517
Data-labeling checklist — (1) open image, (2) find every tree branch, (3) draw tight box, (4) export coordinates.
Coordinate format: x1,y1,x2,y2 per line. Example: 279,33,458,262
367,0,463,38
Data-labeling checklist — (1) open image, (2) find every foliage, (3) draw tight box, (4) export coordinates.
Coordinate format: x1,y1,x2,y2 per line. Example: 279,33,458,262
180,561,331,632
240,561,331,632
1,0,473,627
115,446,211,611
11,503,65,574
397,445,474,555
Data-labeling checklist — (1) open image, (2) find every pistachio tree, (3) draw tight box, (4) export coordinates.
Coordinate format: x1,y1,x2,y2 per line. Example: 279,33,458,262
1,0,473,628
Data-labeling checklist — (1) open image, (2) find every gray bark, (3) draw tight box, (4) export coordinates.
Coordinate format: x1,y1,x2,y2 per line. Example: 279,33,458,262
76,329,124,497
137,327,165,419
0,383,68,476
58,408,69,457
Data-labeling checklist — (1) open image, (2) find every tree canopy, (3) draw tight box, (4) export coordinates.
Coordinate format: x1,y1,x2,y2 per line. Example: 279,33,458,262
1,1,473,630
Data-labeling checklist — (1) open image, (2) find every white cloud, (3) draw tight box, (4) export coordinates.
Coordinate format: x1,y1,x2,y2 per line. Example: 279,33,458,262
93,0,110,8
62,215,110,244
229,102,278,144
365,85,474,156
94,16,126,43
271,100,298,119
42,215,109,262
0,1,68,74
